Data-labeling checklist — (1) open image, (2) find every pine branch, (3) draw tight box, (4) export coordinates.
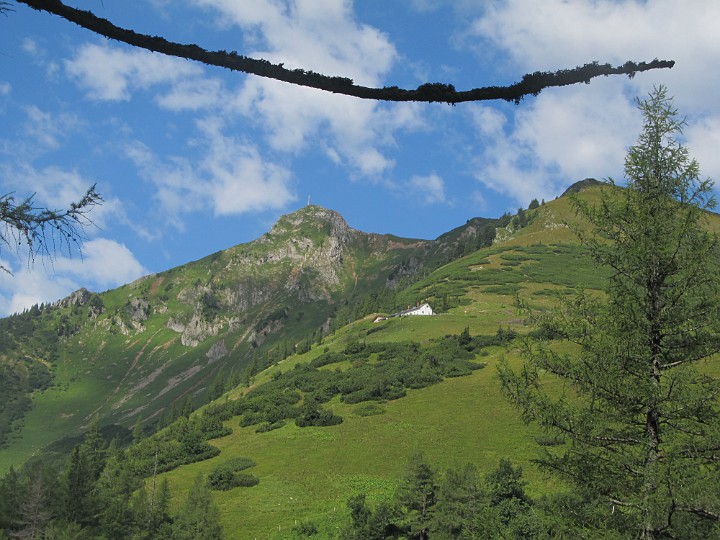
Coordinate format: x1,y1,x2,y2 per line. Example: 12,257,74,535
0,184,102,272
17,0,674,104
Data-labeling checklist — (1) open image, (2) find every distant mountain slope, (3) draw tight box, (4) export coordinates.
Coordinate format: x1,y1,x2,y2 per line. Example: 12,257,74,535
0,204,502,469
155,181,633,538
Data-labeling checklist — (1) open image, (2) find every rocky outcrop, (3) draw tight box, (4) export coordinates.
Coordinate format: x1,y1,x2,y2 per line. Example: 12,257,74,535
206,340,228,363
127,298,150,322
55,288,92,308
178,312,223,347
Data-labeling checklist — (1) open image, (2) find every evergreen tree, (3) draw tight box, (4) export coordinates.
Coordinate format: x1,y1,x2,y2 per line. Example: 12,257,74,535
499,86,720,538
149,478,172,537
13,465,52,540
395,453,437,539
429,464,485,538
0,467,23,530
96,451,141,539
172,474,223,540
62,446,93,525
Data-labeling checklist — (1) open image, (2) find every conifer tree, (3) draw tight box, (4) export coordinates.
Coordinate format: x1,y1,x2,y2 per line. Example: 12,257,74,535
499,86,720,538
395,453,437,539
172,474,223,540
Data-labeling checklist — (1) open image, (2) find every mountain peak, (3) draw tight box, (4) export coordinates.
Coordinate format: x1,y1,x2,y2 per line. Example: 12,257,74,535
561,178,604,197
267,205,355,244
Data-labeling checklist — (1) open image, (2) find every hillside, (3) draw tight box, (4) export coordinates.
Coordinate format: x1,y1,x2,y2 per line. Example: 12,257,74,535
6,180,705,538
0,203,505,470
144,182,621,537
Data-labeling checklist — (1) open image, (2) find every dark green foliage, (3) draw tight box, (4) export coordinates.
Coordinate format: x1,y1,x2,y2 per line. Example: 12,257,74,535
123,411,228,477
233,333,487,431
497,212,512,227
500,87,720,538
255,420,286,432
395,452,437,538
171,474,224,539
207,468,259,491
200,290,221,321
511,207,528,229
293,520,319,536
495,325,517,344
534,434,565,447
207,456,258,491
484,283,521,295
295,405,343,427
354,403,385,417
341,457,542,540
96,449,143,539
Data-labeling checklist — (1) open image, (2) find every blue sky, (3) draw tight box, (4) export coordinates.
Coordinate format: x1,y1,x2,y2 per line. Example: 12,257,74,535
1,0,719,315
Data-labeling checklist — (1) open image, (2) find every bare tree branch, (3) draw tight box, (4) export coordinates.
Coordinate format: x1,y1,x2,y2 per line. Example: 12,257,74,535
16,0,674,104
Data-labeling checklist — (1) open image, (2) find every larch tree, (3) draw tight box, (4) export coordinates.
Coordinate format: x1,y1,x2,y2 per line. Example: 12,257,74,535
499,86,720,538
0,185,101,274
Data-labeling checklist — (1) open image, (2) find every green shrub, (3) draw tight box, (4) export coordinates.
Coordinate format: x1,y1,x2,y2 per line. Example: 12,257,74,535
233,473,260,487
256,420,286,433
295,407,343,427
535,434,565,447
207,456,259,490
484,284,521,295
293,521,319,536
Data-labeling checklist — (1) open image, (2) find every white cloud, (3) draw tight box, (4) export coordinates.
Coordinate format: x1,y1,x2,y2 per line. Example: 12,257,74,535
470,81,641,204
22,106,80,151
408,173,446,205
193,0,395,84
463,0,720,204
0,82,10,96
0,238,147,316
61,3,425,190
686,117,720,183
126,119,295,226
53,238,147,289
65,43,203,101
156,77,225,111
189,0,423,180
199,118,296,215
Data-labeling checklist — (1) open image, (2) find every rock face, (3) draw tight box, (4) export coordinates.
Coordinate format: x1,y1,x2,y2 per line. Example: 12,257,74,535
162,205,431,348
55,288,92,308
257,206,359,292
127,298,150,322
206,340,227,363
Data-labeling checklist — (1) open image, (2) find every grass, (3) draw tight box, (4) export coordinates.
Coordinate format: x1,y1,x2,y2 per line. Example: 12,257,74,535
160,349,558,539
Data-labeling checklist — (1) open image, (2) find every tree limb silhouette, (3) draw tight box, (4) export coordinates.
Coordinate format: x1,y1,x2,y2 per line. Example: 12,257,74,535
17,0,674,104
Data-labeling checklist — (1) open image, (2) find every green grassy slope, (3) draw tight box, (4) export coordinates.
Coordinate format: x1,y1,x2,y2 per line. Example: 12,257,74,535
0,198,521,472
0,206,460,471
6,182,717,537
156,184,629,538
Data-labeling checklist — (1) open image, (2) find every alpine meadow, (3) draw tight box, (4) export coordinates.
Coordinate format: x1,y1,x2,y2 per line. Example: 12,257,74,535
0,86,718,538
4,2,720,539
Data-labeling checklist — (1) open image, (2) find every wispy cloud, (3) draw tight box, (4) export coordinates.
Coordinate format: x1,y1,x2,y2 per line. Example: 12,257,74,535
187,0,425,180
0,238,147,316
65,43,203,101
126,118,295,229
464,0,720,203
407,173,447,205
